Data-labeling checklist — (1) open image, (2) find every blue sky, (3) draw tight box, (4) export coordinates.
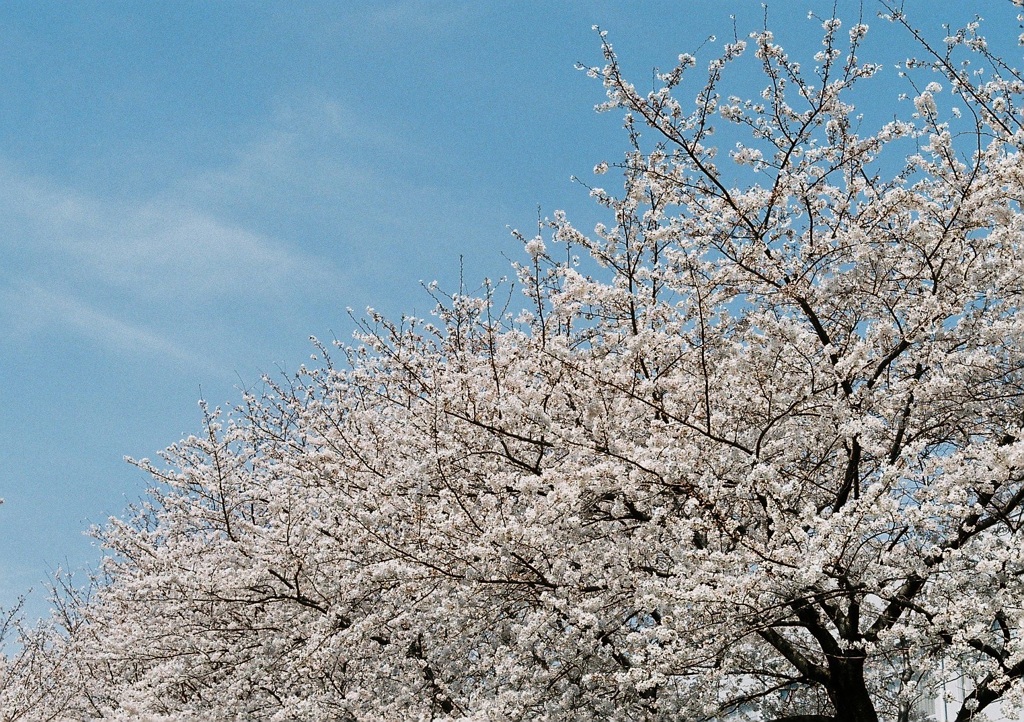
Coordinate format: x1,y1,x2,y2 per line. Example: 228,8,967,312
0,0,1016,620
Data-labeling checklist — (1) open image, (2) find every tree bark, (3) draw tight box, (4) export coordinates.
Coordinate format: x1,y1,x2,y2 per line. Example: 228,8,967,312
827,657,878,722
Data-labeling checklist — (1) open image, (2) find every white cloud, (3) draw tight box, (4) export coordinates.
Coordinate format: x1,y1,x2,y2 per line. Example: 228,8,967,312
364,0,473,35
0,89,500,374
3,282,222,375
0,135,361,372
289,1,477,46
0,164,336,300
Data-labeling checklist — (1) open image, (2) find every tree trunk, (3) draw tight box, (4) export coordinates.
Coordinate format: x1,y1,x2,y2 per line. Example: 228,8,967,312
827,658,878,722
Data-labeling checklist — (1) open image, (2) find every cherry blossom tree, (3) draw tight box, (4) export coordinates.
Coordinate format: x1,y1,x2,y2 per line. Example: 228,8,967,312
8,3,1024,721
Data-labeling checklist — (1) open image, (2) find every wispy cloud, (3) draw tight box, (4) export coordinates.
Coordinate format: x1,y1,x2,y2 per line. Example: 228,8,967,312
0,140,352,372
0,164,336,300
364,0,474,35
0,87,501,374
3,282,223,376
290,1,477,46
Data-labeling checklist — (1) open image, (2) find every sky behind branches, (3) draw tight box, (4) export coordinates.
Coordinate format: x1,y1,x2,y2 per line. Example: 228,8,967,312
0,0,1017,621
